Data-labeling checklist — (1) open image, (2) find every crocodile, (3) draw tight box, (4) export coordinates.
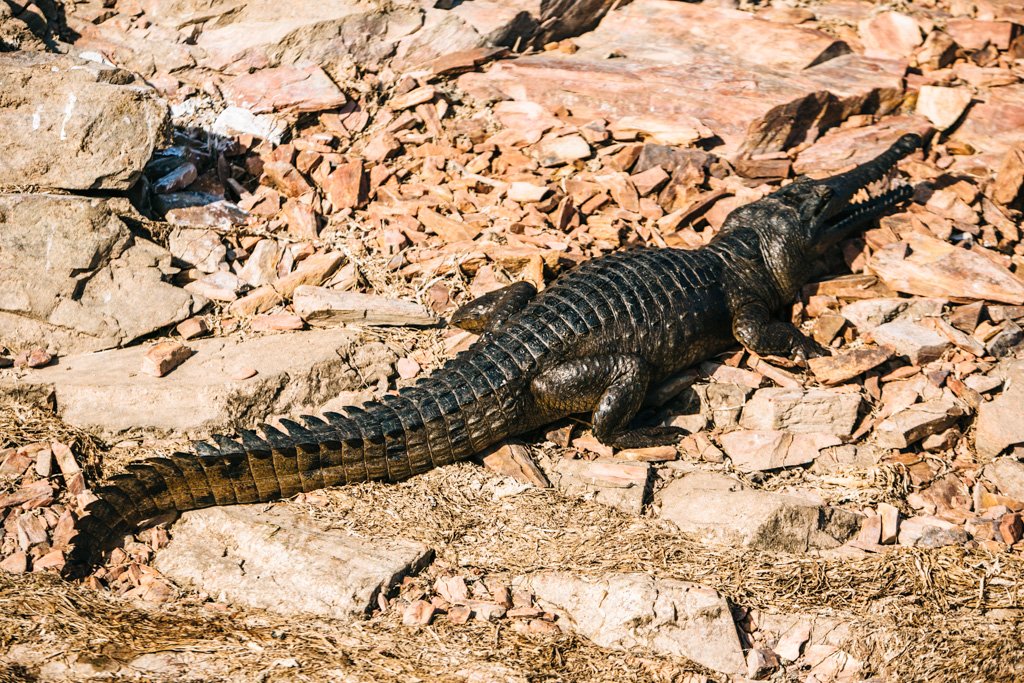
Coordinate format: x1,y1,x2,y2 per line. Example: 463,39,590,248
71,133,923,569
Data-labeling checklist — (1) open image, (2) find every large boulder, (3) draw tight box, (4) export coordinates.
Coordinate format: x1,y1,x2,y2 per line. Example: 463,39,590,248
459,0,906,156
0,194,199,355
155,505,433,619
516,572,746,674
0,51,168,191
70,0,625,87
0,328,392,439
657,472,861,552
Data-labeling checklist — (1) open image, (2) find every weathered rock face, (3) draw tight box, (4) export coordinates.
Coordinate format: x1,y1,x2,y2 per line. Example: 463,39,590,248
952,83,1024,158
0,329,389,438
516,572,745,674
189,0,424,73
657,472,861,552
0,2,47,51
72,0,623,83
739,387,862,437
154,505,433,619
793,116,934,176
546,457,651,514
0,194,198,355
460,0,905,156
0,52,168,191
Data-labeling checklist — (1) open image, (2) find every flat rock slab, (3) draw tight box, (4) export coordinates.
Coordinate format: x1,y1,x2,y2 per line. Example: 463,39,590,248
0,329,373,438
657,472,861,552
515,571,745,674
0,51,167,191
154,505,433,619
793,115,933,176
869,232,1024,305
460,0,905,156
0,194,199,355
76,0,618,91
294,285,438,327
546,457,651,515
141,0,421,73
739,387,862,436
720,430,841,472
874,398,963,449
952,83,1024,158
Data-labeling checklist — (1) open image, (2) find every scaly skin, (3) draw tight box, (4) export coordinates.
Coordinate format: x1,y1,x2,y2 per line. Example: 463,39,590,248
71,134,923,570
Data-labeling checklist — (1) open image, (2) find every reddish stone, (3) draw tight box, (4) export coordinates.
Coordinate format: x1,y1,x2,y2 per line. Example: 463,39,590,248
221,65,347,114
460,0,905,156
140,341,193,377
176,317,209,340
14,348,52,368
251,314,305,332
793,116,931,176
858,11,922,59
324,161,366,212
952,84,1024,157
402,599,436,626
945,18,1015,50
283,200,319,239
262,161,312,197
999,513,1023,545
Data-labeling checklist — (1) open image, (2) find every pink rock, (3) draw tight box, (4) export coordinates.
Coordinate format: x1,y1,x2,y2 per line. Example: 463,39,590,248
945,18,1015,50
459,0,905,156
793,115,932,176
858,11,923,60
221,65,348,114
396,357,420,379
916,86,972,131
869,233,1024,305
251,314,305,332
323,161,366,212
402,599,436,626
176,317,210,340
140,341,193,377
229,366,258,380
951,84,1024,157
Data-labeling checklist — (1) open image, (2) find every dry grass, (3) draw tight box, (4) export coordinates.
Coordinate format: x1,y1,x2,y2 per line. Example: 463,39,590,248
0,571,695,683
4,400,1022,681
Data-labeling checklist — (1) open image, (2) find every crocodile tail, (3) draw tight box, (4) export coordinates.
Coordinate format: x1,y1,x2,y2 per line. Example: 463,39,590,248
68,366,510,572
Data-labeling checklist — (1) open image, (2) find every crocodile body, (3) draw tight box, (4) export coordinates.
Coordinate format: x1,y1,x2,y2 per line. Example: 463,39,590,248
72,134,922,567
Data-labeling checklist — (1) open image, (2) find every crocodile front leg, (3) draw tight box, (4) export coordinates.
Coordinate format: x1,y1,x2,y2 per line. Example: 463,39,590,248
532,354,685,448
450,281,537,334
732,300,827,361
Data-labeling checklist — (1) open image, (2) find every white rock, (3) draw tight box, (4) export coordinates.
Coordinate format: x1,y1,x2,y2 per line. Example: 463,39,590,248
517,572,745,674
657,472,861,552
213,106,288,144
507,181,549,203
0,329,386,438
739,387,862,436
155,505,432,619
916,86,972,131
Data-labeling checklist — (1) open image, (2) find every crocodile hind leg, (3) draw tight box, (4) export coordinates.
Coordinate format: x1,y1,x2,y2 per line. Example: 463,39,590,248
531,354,686,449
732,300,827,362
450,281,537,334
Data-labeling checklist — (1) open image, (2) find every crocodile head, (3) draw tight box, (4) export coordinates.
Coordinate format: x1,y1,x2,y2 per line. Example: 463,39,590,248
768,132,922,254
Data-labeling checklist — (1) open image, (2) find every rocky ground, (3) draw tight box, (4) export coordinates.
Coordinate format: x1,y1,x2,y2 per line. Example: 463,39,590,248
2,0,1024,681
